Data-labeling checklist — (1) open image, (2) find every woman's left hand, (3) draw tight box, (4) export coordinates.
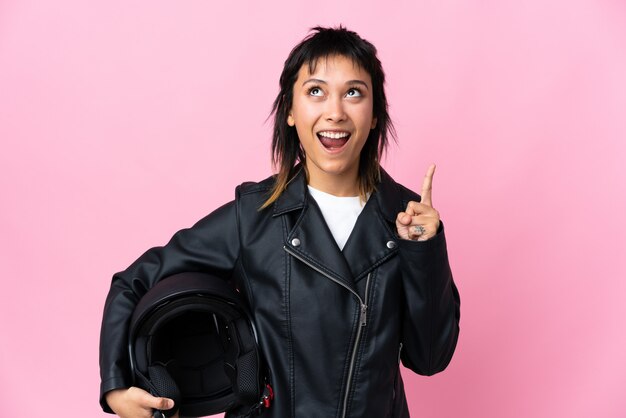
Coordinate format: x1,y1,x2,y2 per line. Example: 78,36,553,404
396,164,441,241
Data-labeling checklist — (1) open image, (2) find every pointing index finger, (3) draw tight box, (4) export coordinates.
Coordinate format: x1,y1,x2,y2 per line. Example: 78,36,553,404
420,164,436,206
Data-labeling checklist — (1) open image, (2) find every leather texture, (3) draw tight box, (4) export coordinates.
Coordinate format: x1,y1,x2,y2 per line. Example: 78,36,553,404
99,168,460,418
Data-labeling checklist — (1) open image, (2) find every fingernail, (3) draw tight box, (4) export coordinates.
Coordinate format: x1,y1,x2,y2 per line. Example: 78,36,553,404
166,399,174,409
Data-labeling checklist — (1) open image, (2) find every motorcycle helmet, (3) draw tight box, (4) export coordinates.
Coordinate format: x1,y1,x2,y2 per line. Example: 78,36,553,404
128,272,273,418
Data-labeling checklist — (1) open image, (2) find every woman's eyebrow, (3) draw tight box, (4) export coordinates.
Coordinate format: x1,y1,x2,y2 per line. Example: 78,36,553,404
302,78,327,86
346,80,369,90
302,78,370,90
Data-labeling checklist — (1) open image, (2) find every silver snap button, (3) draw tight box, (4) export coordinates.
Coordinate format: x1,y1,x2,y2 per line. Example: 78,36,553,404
291,238,301,247
386,240,397,249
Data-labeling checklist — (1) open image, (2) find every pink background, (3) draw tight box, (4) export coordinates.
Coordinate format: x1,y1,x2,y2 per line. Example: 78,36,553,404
1,1,625,417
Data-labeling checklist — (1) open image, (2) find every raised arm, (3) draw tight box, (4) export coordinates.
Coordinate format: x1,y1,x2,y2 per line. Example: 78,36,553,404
395,165,461,375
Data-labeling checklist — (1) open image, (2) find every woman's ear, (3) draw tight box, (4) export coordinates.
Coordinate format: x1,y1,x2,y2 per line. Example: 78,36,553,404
287,113,295,127
371,117,377,129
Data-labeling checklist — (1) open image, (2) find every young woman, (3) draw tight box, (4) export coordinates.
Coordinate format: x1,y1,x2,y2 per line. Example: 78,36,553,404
100,26,460,418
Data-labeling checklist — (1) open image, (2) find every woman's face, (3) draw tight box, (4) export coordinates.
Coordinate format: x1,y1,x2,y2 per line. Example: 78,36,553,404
288,54,377,195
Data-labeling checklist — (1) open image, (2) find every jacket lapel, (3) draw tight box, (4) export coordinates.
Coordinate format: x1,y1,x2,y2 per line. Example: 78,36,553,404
276,169,356,292
341,195,399,282
340,169,409,282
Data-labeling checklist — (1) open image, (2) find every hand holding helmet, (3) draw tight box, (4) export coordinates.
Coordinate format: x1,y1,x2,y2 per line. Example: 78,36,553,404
105,386,177,418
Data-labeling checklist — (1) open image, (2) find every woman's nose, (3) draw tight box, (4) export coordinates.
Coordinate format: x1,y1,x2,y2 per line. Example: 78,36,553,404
324,96,347,122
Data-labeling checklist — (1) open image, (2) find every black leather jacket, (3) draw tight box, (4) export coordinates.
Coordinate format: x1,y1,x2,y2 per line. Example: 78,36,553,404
99,168,460,418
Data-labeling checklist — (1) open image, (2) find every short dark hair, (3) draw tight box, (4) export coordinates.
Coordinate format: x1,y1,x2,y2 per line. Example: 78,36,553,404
261,26,395,208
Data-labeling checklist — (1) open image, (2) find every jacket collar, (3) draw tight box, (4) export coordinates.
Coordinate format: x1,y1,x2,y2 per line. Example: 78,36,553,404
273,166,406,223
272,166,308,217
277,166,406,287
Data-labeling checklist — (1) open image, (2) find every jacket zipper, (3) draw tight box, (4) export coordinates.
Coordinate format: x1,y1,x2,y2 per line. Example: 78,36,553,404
340,272,371,418
283,246,371,418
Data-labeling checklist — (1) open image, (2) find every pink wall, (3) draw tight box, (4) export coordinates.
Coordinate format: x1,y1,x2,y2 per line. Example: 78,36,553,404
1,1,625,417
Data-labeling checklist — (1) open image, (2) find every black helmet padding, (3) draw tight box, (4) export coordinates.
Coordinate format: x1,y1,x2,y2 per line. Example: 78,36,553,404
128,272,263,417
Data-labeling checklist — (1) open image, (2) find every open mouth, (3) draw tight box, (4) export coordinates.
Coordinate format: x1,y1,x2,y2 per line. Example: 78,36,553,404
317,131,351,150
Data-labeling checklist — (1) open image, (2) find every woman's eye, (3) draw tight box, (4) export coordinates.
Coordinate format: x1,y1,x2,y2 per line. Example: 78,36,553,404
346,88,362,98
308,87,323,97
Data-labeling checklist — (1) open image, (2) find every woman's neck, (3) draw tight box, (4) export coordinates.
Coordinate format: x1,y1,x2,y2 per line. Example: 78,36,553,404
305,164,360,197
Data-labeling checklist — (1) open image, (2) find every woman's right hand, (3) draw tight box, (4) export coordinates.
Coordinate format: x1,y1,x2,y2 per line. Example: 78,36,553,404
105,387,178,418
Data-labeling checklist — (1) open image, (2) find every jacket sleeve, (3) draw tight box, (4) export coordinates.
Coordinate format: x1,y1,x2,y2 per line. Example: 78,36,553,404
397,222,460,376
98,199,240,413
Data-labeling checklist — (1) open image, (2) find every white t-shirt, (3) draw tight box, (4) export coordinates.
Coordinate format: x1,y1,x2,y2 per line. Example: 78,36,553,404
307,185,367,250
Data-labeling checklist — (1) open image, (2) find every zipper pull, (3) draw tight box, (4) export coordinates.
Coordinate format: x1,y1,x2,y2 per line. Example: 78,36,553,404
360,303,367,326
